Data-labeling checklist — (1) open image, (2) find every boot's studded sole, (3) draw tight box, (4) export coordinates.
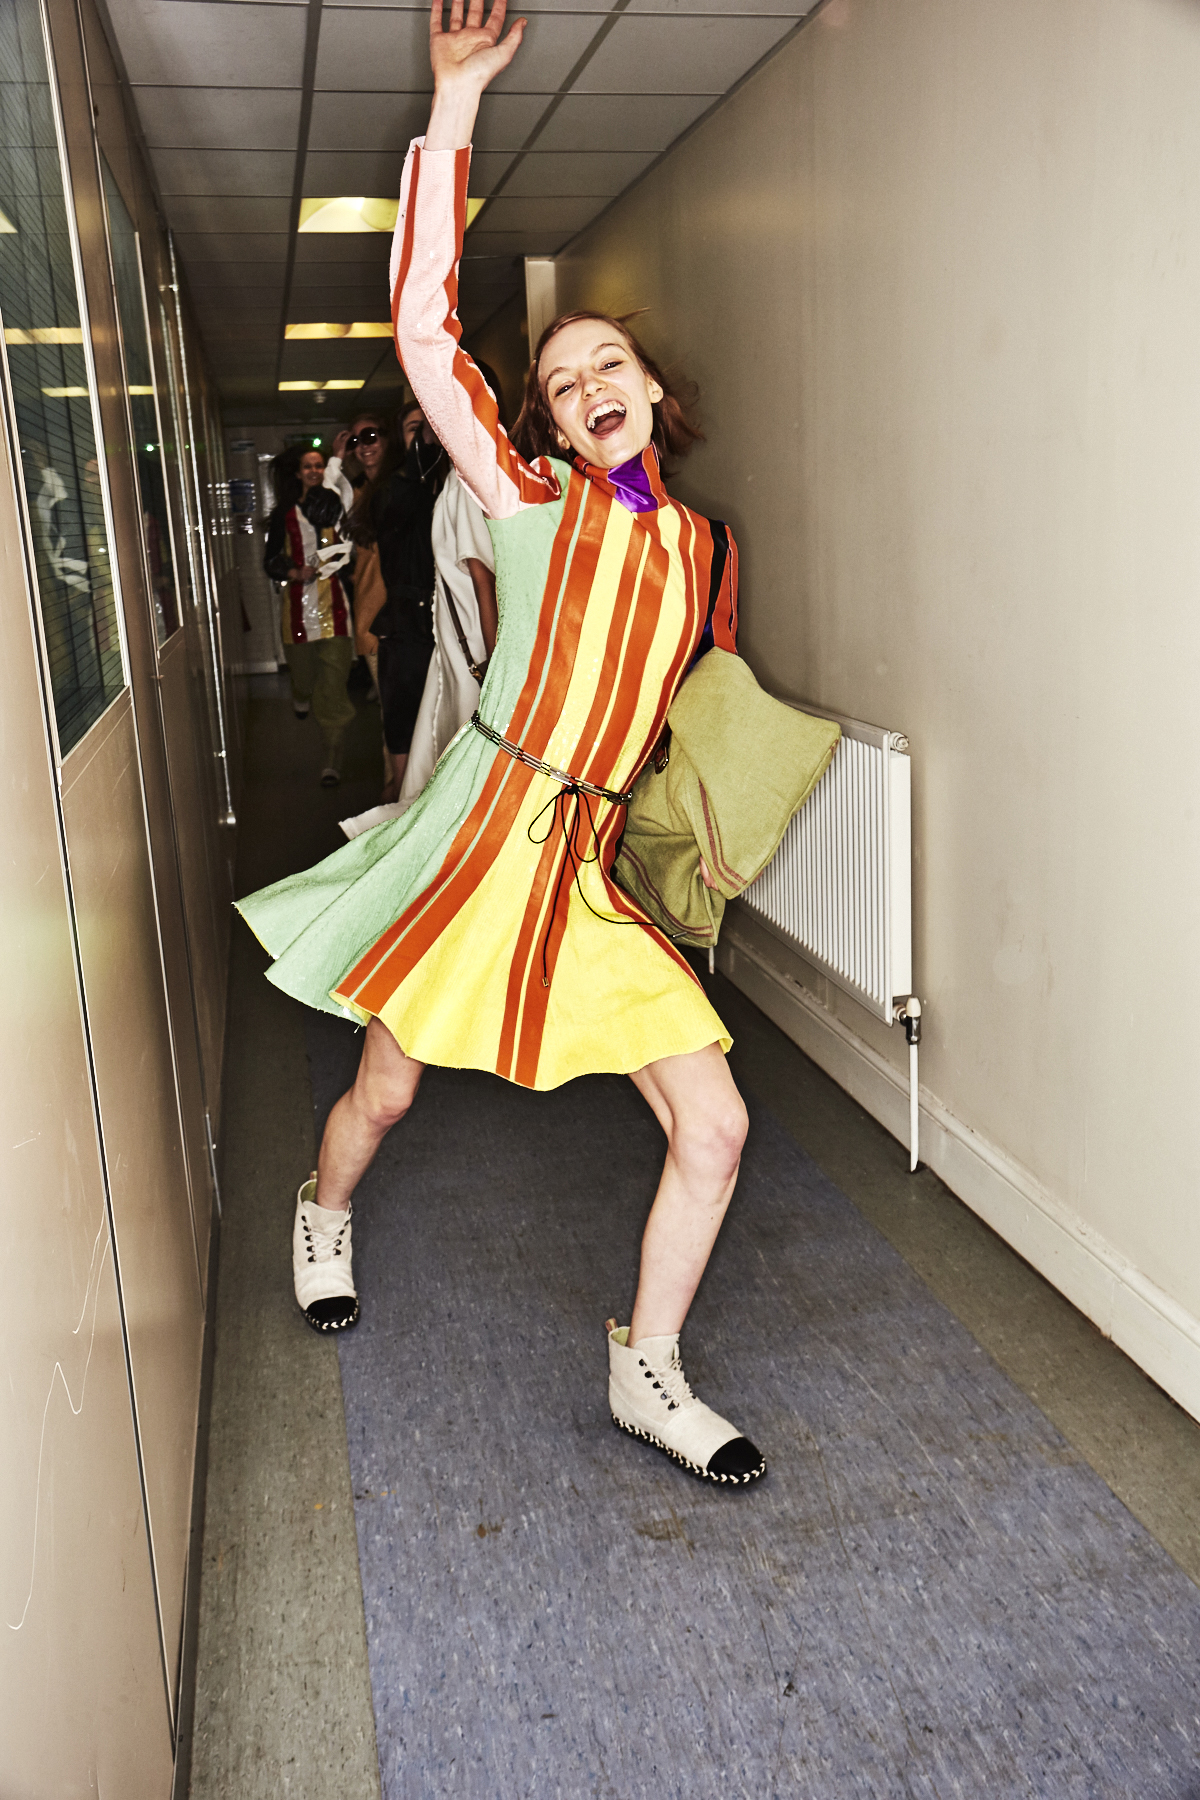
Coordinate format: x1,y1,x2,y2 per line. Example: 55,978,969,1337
301,1298,360,1333
611,1413,766,1485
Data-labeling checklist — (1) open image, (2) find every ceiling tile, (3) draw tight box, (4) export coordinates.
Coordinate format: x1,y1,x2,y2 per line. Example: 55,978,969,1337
173,230,289,261
119,2,307,87
626,0,811,11
307,89,428,151
475,195,604,234
501,149,657,199
529,91,712,153
301,148,407,194
186,259,288,280
152,148,295,195
287,288,391,317
573,15,794,95
293,236,390,267
314,9,431,92
301,147,512,197
137,87,301,148
193,312,283,333
163,195,292,232
324,0,602,9
280,340,391,374
307,90,545,154
486,13,601,95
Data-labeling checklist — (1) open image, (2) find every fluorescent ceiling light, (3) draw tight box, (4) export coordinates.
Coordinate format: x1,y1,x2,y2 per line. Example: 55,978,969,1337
42,386,88,397
299,197,397,234
297,196,485,233
0,208,16,234
285,321,393,340
6,326,83,344
278,379,365,392
129,385,154,396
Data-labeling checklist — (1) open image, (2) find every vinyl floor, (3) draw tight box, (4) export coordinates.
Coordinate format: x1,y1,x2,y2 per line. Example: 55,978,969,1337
305,1015,1200,1800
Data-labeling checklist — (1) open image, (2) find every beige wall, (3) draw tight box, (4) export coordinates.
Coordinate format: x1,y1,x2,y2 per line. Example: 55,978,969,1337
556,0,1200,1405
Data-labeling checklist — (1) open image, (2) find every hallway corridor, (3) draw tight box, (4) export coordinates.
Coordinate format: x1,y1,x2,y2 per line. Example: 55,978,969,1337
189,683,1200,1799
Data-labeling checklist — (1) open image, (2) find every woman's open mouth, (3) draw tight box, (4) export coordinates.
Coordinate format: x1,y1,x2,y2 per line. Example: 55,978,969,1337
586,400,626,439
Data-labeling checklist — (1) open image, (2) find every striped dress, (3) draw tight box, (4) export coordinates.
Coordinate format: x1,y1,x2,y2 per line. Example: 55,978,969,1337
236,138,738,1091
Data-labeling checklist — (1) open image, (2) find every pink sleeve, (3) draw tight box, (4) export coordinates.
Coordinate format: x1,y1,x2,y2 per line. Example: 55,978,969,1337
390,140,560,520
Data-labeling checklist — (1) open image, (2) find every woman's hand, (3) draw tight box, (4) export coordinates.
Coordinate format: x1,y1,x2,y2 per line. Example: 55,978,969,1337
699,856,719,892
358,629,380,656
291,563,318,583
426,0,526,150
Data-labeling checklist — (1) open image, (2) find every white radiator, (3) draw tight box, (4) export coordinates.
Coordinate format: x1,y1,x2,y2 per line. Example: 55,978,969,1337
739,702,923,1168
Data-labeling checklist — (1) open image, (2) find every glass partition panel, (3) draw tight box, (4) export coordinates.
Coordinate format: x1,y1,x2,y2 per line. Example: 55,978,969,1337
0,0,124,754
101,156,179,643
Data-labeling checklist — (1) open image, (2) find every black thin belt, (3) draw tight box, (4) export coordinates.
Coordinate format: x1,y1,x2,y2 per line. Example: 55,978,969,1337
470,712,634,807
470,712,640,985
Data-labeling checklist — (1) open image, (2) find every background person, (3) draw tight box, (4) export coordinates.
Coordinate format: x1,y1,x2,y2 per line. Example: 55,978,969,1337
394,360,502,812
351,400,447,801
264,443,354,786
342,371,501,837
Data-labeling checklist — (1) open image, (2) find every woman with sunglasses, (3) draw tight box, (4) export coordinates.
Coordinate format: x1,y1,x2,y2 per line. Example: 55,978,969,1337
238,0,764,1488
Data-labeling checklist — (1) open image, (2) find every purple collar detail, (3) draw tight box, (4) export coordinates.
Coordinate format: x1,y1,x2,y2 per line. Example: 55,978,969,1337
606,449,658,514
575,446,666,513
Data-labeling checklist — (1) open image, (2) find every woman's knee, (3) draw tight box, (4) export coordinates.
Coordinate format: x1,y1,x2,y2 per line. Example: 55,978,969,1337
673,1091,748,1180
356,1020,423,1129
356,1070,417,1132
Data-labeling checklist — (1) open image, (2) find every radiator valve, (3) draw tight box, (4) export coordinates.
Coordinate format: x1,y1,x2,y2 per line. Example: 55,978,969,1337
895,996,922,1045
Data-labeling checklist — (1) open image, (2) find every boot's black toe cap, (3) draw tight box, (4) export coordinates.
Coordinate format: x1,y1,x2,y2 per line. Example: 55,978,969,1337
304,1296,360,1332
707,1437,767,1483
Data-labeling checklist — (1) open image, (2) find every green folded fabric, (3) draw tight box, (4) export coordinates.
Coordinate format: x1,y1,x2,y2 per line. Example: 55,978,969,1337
614,650,840,948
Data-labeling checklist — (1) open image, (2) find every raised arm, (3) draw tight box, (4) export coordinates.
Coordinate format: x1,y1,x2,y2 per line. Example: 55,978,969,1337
390,0,555,518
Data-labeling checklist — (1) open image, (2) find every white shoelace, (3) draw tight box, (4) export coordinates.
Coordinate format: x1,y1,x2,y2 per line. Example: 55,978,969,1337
645,1350,696,1414
305,1208,349,1262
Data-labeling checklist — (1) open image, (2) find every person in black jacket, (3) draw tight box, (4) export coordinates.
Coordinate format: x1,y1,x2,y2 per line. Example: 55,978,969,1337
264,444,354,785
350,403,448,799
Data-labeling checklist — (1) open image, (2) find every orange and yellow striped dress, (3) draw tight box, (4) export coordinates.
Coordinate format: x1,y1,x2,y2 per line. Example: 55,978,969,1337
237,139,738,1090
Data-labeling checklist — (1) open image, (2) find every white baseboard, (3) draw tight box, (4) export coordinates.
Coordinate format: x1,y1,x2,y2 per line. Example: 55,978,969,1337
719,920,1200,1427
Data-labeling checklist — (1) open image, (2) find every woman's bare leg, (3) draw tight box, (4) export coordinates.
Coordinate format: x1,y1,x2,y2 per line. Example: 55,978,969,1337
315,1016,425,1210
627,1042,749,1343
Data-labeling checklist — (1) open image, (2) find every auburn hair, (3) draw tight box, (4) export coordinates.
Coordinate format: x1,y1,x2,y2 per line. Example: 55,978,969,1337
512,311,703,466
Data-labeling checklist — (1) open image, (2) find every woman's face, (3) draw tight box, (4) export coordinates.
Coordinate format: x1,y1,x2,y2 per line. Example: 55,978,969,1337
539,320,663,469
349,417,386,477
299,450,326,489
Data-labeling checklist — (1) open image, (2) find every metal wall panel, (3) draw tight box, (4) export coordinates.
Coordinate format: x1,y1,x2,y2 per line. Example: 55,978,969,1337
77,0,233,1199
0,357,172,1798
59,691,206,1710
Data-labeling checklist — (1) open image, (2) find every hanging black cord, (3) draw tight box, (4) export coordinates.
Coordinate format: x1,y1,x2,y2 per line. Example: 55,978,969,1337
527,783,640,987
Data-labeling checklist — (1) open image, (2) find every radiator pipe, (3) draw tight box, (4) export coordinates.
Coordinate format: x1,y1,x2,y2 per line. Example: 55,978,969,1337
895,997,922,1172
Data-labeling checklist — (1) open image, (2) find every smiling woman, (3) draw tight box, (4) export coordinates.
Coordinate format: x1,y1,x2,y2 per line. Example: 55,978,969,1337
235,0,765,1491
513,310,702,471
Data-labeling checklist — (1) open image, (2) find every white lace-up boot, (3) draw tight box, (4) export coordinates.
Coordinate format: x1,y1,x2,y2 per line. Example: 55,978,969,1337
292,1173,359,1333
607,1323,766,1486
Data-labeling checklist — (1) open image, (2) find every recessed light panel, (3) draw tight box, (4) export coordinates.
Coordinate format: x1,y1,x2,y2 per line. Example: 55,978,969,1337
296,197,485,232
278,379,366,392
285,322,393,340
5,326,83,343
298,197,397,234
